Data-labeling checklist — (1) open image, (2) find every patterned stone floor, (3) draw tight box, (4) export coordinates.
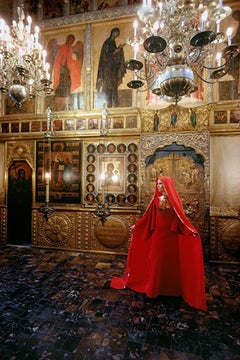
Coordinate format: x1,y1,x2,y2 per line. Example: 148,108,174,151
0,246,239,360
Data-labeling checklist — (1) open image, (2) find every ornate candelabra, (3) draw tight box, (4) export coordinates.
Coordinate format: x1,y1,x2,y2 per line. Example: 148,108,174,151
125,0,239,104
94,104,111,225
38,108,55,221
0,0,52,107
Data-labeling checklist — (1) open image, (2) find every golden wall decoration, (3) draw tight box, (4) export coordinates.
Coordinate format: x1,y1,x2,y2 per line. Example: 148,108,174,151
140,104,213,133
32,208,141,254
6,141,35,169
210,216,240,263
95,216,128,249
139,131,209,254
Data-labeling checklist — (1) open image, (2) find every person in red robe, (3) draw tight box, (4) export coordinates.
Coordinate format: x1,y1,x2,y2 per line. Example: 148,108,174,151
110,176,207,311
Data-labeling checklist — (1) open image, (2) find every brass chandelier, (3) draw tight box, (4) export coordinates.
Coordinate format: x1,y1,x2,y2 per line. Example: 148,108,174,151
125,0,239,103
0,1,52,107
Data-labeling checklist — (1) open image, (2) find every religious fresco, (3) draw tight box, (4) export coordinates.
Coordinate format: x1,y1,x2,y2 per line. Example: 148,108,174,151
43,0,65,19
36,140,81,204
92,20,136,109
43,28,85,112
70,0,91,14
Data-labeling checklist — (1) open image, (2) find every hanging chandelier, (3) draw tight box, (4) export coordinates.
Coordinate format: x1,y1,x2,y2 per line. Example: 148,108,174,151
0,1,52,107
125,0,239,104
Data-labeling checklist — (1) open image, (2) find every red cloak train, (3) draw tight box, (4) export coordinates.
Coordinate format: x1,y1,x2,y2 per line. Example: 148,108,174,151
110,176,207,311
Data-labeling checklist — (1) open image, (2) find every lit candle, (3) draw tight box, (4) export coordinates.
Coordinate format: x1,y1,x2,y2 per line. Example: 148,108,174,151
153,21,159,36
159,2,163,17
5,26,10,51
216,52,221,67
133,20,138,37
29,78,34,96
42,49,46,65
45,62,50,79
133,44,138,59
27,16,32,34
0,19,5,41
201,10,208,32
45,172,50,202
226,27,232,46
35,26,39,44
27,38,31,54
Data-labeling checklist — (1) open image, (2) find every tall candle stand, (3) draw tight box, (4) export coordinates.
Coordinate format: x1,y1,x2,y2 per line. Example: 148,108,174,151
39,107,55,221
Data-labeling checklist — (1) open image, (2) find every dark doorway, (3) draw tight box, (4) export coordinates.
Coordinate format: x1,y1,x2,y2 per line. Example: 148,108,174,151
7,161,32,245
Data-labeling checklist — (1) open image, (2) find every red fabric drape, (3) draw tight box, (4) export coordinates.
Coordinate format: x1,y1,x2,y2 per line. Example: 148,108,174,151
110,176,207,311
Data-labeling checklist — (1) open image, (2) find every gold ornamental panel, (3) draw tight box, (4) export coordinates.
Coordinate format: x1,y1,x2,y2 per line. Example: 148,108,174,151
6,141,35,168
44,214,72,246
95,216,128,249
32,208,140,254
210,216,240,263
222,223,240,256
139,104,213,133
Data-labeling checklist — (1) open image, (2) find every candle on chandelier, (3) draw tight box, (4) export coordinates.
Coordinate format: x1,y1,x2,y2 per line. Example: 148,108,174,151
35,26,39,43
45,63,50,79
0,19,5,41
5,26,10,51
201,10,208,32
27,16,32,34
159,2,163,17
19,49,23,65
216,52,222,67
226,27,232,46
133,44,138,59
133,20,138,37
153,21,159,36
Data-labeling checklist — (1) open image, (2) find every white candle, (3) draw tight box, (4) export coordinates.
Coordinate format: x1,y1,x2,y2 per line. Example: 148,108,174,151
0,19,5,41
27,16,32,34
153,21,159,36
159,2,163,17
216,52,221,67
35,26,39,44
133,20,138,37
133,44,138,59
226,27,232,46
201,10,208,32
42,49,46,65
45,172,50,202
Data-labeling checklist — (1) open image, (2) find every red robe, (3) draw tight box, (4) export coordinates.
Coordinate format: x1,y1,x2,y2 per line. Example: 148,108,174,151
110,176,207,311
53,42,83,93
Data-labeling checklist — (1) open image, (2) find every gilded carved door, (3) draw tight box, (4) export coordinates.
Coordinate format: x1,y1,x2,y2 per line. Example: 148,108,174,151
144,142,205,237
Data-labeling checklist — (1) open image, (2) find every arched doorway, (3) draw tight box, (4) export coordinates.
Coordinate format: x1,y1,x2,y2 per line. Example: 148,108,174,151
7,161,32,245
144,142,205,236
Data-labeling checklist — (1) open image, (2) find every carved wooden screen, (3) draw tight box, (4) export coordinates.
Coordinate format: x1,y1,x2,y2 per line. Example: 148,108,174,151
144,142,205,236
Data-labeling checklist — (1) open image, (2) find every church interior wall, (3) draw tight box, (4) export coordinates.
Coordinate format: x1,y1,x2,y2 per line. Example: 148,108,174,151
0,1,239,264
